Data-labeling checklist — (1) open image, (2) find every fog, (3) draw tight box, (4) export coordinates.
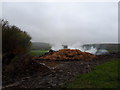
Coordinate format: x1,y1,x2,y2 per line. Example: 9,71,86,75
2,2,118,47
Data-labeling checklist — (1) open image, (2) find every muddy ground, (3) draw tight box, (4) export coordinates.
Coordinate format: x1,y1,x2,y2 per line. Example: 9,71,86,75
2,52,120,89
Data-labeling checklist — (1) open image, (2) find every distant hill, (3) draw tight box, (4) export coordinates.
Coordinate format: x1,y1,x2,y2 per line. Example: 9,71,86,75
82,43,120,52
31,42,120,52
31,42,51,50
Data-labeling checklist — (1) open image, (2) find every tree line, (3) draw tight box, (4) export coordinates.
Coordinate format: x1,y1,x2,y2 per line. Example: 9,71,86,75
1,19,31,65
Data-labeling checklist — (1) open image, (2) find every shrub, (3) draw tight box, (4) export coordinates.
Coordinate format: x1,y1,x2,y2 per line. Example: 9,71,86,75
1,19,31,64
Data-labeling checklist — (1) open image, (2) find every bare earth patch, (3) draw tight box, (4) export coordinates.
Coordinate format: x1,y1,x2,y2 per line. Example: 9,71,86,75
2,52,119,89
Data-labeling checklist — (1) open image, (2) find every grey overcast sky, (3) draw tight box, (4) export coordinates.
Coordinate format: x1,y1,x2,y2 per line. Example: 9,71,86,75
2,2,118,46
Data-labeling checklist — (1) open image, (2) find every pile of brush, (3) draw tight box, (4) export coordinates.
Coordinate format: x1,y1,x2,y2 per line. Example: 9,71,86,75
33,49,97,61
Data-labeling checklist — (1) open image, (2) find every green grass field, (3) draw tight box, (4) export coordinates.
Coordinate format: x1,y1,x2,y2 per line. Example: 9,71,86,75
30,50,48,56
65,59,119,88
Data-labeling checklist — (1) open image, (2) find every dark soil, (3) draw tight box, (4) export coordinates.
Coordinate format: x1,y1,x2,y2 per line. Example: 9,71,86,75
2,52,120,89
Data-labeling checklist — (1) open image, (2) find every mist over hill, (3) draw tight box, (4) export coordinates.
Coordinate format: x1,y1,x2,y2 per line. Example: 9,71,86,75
31,42,119,53
82,43,120,52
31,42,51,50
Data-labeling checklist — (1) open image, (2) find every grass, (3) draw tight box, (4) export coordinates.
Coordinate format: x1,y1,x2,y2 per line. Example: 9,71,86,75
30,50,48,56
64,59,119,88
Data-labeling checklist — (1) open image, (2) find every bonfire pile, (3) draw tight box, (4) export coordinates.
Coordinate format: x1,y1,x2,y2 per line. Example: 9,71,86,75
33,49,97,61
